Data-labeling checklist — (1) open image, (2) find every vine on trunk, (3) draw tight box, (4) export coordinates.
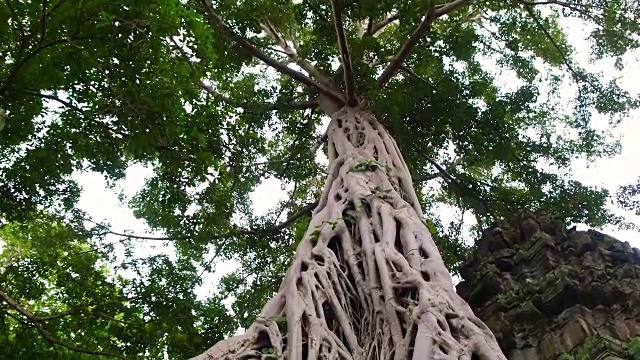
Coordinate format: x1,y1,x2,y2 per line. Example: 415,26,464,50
194,107,505,359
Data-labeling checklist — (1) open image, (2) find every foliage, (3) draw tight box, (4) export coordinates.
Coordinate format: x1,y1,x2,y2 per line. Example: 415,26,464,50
557,336,640,360
0,212,235,358
628,336,640,360
618,177,640,216
1,0,639,357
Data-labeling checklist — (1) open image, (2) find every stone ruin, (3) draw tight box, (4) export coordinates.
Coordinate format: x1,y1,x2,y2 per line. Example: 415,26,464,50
455,212,640,359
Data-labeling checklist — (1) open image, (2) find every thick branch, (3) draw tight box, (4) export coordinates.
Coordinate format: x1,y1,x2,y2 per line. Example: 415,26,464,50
376,0,470,87
414,171,445,182
435,0,471,17
199,0,345,104
265,201,319,235
0,288,124,359
259,22,330,84
38,0,48,46
330,0,357,106
368,14,399,36
376,7,436,87
517,0,601,13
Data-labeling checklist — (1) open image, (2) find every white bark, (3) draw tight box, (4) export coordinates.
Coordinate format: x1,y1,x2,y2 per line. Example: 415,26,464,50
194,105,506,359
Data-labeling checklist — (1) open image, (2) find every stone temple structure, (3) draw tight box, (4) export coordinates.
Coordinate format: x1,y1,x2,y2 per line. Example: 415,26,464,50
456,212,640,359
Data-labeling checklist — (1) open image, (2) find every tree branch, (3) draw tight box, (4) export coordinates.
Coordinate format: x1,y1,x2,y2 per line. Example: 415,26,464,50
413,157,464,182
376,0,470,87
8,88,83,112
265,201,319,236
434,0,471,17
167,38,318,111
0,35,102,93
0,288,124,359
424,156,497,219
330,0,357,106
259,22,330,84
38,0,48,46
376,7,436,87
5,88,130,138
520,3,584,82
302,0,332,26
90,200,318,242
517,0,602,14
368,14,399,36
4,0,27,59
198,81,317,111
400,65,437,90
518,3,633,105
413,171,445,182
198,0,345,104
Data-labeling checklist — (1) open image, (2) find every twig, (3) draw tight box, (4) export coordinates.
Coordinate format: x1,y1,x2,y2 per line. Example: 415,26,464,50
376,0,470,87
198,0,345,104
330,0,357,106
167,38,318,111
0,289,124,359
38,0,48,46
413,157,464,182
6,88,129,138
521,4,583,82
8,88,83,112
4,0,27,59
0,35,101,93
302,0,332,26
87,199,319,243
424,156,497,219
400,65,437,90
198,81,317,111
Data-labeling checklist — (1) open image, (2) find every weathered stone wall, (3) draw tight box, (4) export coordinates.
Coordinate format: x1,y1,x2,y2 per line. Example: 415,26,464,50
456,212,640,359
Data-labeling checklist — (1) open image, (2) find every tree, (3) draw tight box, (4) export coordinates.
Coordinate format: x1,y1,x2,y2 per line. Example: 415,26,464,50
0,211,236,359
1,0,639,358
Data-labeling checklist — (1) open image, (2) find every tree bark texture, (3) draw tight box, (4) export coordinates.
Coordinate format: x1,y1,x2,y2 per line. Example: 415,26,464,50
194,106,506,359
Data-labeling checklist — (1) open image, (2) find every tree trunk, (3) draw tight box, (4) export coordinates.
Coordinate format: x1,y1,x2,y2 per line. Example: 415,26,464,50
194,105,506,359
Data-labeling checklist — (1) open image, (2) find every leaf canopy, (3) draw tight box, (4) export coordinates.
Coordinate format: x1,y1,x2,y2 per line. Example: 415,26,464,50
1,0,639,357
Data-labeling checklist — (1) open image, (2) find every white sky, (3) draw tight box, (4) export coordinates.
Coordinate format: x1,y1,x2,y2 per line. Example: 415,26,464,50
71,17,640,301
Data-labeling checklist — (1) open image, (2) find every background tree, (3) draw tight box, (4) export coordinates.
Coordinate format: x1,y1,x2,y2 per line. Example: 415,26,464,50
0,0,639,358
0,211,235,359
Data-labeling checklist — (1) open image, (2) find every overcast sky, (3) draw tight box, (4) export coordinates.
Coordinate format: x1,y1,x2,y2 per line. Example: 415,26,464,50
71,17,640,299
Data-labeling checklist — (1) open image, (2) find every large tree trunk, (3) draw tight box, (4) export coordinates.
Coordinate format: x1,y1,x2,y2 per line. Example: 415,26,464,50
194,106,506,359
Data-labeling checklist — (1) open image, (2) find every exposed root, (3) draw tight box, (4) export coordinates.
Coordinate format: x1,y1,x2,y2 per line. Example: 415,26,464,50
194,107,506,359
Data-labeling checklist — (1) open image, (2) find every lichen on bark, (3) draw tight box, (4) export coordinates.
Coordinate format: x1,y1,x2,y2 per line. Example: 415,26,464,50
194,106,505,359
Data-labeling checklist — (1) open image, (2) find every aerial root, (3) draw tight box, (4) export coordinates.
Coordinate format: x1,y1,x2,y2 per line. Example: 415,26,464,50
193,107,505,360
